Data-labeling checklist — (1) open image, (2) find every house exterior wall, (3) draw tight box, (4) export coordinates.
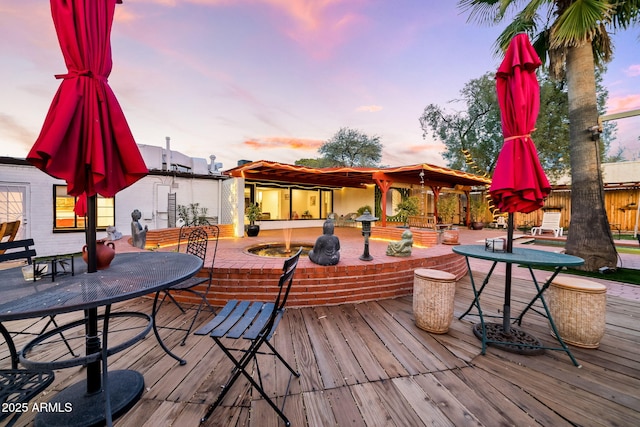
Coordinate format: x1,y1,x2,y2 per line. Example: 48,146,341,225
332,185,376,216
0,162,226,256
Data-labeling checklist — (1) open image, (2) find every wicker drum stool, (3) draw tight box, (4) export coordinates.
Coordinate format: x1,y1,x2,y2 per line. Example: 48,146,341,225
548,276,607,348
413,268,457,334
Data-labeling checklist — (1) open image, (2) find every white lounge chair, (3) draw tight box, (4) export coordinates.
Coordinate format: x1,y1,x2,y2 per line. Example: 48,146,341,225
493,216,508,229
530,212,563,237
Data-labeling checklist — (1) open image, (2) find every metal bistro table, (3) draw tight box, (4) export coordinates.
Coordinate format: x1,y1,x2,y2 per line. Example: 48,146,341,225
452,245,584,366
0,251,202,427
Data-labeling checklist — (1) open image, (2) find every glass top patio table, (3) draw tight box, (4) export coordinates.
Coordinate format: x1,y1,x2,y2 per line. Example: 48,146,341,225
452,245,584,267
452,245,584,366
0,251,203,426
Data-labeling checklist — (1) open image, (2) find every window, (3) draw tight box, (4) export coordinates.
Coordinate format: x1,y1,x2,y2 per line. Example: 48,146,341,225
54,186,114,231
246,184,333,220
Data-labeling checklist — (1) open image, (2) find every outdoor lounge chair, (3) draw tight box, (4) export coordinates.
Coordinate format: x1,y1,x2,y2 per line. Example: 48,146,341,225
152,226,218,365
530,211,563,237
1,323,55,427
195,247,303,426
493,215,508,229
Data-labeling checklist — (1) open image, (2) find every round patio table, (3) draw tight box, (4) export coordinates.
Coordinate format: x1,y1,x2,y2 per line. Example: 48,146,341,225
453,245,584,366
0,251,203,427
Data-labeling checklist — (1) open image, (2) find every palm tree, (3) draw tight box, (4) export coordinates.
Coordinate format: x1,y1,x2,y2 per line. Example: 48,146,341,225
459,0,639,271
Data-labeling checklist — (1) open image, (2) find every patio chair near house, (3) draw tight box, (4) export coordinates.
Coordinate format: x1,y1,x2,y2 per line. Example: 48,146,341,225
1,324,55,427
152,226,218,365
336,212,357,227
195,247,303,426
0,221,21,252
0,239,77,360
530,211,563,237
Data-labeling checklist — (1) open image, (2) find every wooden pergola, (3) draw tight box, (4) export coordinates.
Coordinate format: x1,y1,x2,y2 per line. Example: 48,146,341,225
225,160,491,226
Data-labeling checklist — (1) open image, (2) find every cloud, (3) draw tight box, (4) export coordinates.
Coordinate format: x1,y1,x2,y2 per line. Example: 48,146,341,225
0,113,38,152
356,105,383,112
145,0,368,59
242,136,324,150
607,94,640,113
624,64,640,77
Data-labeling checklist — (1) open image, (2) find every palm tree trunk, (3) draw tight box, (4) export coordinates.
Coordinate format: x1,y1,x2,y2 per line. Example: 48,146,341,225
564,43,618,271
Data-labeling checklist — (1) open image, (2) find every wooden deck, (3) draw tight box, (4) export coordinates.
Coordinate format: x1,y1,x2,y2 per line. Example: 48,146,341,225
4,272,639,427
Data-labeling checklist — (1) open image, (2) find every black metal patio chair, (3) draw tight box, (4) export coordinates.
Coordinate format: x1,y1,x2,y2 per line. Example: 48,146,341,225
195,247,303,426
0,239,77,361
1,323,55,427
152,226,218,365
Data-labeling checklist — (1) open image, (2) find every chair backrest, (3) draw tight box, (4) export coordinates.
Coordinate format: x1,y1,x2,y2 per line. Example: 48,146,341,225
204,225,220,269
185,228,208,262
0,239,36,264
275,247,303,312
540,212,561,227
0,323,19,369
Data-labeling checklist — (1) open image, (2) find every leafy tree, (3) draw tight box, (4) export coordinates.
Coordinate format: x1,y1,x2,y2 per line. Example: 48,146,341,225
420,72,503,176
420,69,615,182
459,0,639,271
294,158,334,168
318,127,383,167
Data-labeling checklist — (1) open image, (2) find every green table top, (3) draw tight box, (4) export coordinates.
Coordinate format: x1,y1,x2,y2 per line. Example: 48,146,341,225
452,245,584,267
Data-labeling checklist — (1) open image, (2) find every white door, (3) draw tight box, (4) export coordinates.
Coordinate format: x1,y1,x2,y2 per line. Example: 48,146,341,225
0,184,29,239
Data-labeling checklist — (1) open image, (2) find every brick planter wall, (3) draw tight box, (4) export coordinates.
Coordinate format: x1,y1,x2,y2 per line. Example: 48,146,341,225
172,251,467,308
143,225,236,249
371,227,439,248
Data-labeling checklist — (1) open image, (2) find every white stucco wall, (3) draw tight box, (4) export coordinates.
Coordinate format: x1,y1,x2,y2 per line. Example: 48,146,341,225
0,162,225,256
332,185,376,215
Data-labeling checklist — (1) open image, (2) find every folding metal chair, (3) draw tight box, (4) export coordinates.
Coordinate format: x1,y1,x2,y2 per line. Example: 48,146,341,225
152,226,218,365
195,247,302,426
1,324,55,427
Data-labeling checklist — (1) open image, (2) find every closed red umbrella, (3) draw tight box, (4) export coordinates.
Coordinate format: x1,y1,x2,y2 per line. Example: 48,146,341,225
486,33,549,346
490,33,550,213
27,0,147,220
25,1,147,423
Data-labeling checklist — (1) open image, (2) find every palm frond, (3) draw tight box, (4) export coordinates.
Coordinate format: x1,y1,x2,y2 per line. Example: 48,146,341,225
551,0,613,48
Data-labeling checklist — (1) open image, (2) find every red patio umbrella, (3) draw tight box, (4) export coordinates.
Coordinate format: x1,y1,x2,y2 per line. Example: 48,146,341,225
488,33,550,342
25,1,147,423
27,0,147,271
491,33,550,213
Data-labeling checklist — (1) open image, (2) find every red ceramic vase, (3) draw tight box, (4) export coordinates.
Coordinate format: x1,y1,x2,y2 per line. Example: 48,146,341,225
82,240,116,270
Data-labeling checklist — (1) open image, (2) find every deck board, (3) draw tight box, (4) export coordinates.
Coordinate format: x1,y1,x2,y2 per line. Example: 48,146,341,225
3,272,639,427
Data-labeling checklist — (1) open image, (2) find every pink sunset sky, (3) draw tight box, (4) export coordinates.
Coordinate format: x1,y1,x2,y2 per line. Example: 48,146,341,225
1,0,639,171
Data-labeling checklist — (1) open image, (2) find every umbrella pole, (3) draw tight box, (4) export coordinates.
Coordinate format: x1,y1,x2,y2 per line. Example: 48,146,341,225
85,194,101,393
503,213,515,334
86,194,97,273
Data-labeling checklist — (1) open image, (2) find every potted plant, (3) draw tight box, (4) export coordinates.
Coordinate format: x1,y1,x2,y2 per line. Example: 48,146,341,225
395,196,420,228
246,203,262,237
437,194,457,225
469,196,488,230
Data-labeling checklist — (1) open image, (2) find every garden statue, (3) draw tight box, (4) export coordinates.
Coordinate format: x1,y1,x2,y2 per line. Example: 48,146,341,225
309,220,341,265
106,225,122,241
131,209,148,249
386,230,413,257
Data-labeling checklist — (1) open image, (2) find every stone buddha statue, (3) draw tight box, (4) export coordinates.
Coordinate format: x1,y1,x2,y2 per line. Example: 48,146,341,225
386,230,413,257
131,209,148,249
309,220,341,266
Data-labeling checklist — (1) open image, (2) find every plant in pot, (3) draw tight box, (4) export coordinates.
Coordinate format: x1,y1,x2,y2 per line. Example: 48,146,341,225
437,194,457,225
246,203,262,237
437,194,459,244
395,196,420,228
469,196,489,230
